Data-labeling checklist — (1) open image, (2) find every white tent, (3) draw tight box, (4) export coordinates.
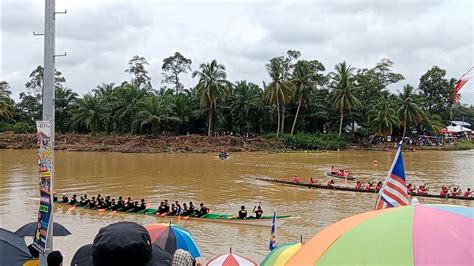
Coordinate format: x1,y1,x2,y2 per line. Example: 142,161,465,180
446,125,472,133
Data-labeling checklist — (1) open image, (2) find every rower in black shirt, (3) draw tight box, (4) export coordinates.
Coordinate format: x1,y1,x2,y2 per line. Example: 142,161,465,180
104,196,111,208
238,205,247,219
168,204,177,215
127,201,139,212
189,202,196,216
199,203,209,217
88,196,96,209
138,199,146,211
123,197,133,211
107,198,116,210
164,200,170,213
112,198,124,211
69,194,78,205
96,198,105,209
156,202,165,214
61,194,69,204
253,206,263,219
181,203,189,216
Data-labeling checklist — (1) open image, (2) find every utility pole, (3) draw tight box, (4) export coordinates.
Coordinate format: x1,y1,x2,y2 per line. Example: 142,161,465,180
39,0,55,265
36,0,66,264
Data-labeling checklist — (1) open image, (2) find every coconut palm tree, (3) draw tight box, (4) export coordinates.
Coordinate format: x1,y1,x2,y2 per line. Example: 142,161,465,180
133,96,181,135
368,98,400,137
290,60,324,135
70,94,107,135
264,58,294,135
329,62,360,136
192,59,229,137
230,81,262,135
397,84,423,138
0,81,14,119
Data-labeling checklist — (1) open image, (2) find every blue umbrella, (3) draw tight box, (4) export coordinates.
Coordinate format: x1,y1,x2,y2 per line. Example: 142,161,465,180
145,223,201,258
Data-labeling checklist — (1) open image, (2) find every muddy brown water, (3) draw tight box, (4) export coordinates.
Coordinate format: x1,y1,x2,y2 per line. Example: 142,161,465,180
1,149,473,264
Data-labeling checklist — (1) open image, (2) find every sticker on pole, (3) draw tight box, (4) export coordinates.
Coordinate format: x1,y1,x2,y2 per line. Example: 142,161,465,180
33,121,53,254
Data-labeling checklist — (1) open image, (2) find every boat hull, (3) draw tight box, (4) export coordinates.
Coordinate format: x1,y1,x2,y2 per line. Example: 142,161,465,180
55,202,295,227
258,178,474,201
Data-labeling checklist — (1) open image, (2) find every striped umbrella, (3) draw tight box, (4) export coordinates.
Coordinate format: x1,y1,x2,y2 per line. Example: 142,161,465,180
261,242,303,266
207,248,257,266
145,223,201,258
286,204,474,265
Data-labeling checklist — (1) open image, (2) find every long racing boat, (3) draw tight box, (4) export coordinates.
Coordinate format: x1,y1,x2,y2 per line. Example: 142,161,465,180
55,201,296,227
257,178,474,201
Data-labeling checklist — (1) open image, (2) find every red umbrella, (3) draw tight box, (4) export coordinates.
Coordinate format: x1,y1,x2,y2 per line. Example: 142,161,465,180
207,248,257,266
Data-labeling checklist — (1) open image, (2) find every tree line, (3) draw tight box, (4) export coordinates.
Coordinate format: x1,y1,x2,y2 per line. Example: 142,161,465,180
1,51,473,140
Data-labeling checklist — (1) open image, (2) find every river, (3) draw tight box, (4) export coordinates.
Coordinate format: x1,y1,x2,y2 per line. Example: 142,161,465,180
1,149,473,264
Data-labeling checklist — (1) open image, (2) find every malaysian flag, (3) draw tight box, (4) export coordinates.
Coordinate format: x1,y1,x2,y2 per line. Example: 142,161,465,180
375,144,409,210
269,211,277,250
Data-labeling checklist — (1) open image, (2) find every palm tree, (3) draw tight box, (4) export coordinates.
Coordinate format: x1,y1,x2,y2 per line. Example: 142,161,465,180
368,98,400,137
192,59,229,137
55,87,78,132
397,85,423,138
133,96,181,135
0,81,14,119
230,81,262,135
329,62,360,136
70,94,107,135
264,58,294,135
290,60,323,135
112,83,147,133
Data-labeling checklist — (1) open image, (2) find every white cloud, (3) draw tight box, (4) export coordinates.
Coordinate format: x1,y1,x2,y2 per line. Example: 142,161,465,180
1,0,473,103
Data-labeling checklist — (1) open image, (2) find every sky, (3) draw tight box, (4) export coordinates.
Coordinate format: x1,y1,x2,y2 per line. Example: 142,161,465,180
1,0,473,103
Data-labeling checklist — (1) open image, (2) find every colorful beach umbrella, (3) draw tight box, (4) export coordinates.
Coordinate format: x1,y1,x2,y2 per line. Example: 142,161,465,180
207,249,258,266
286,204,474,265
145,223,201,258
261,242,302,266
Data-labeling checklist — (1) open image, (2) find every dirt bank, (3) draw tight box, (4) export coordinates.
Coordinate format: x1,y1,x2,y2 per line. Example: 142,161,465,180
0,132,285,153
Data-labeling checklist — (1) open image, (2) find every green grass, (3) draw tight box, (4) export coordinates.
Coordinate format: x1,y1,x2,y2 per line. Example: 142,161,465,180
263,132,346,151
455,140,474,150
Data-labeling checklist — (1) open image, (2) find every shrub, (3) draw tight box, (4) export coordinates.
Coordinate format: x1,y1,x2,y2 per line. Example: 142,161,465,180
283,133,346,151
12,122,34,133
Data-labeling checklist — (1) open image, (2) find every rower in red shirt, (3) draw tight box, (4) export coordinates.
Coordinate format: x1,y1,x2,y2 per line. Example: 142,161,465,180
309,177,317,184
291,175,301,183
327,179,335,188
407,183,415,194
375,181,383,192
365,182,373,191
464,188,472,198
451,186,461,197
440,186,449,197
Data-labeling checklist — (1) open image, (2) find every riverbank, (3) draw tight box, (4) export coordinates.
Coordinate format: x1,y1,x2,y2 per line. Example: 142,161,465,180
0,132,285,153
0,132,471,153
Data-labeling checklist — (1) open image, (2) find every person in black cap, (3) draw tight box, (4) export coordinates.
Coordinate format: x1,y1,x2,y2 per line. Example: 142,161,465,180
47,250,63,266
71,221,172,266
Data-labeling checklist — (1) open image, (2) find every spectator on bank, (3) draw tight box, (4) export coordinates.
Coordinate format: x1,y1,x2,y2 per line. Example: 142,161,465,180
71,221,172,266
47,250,63,266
